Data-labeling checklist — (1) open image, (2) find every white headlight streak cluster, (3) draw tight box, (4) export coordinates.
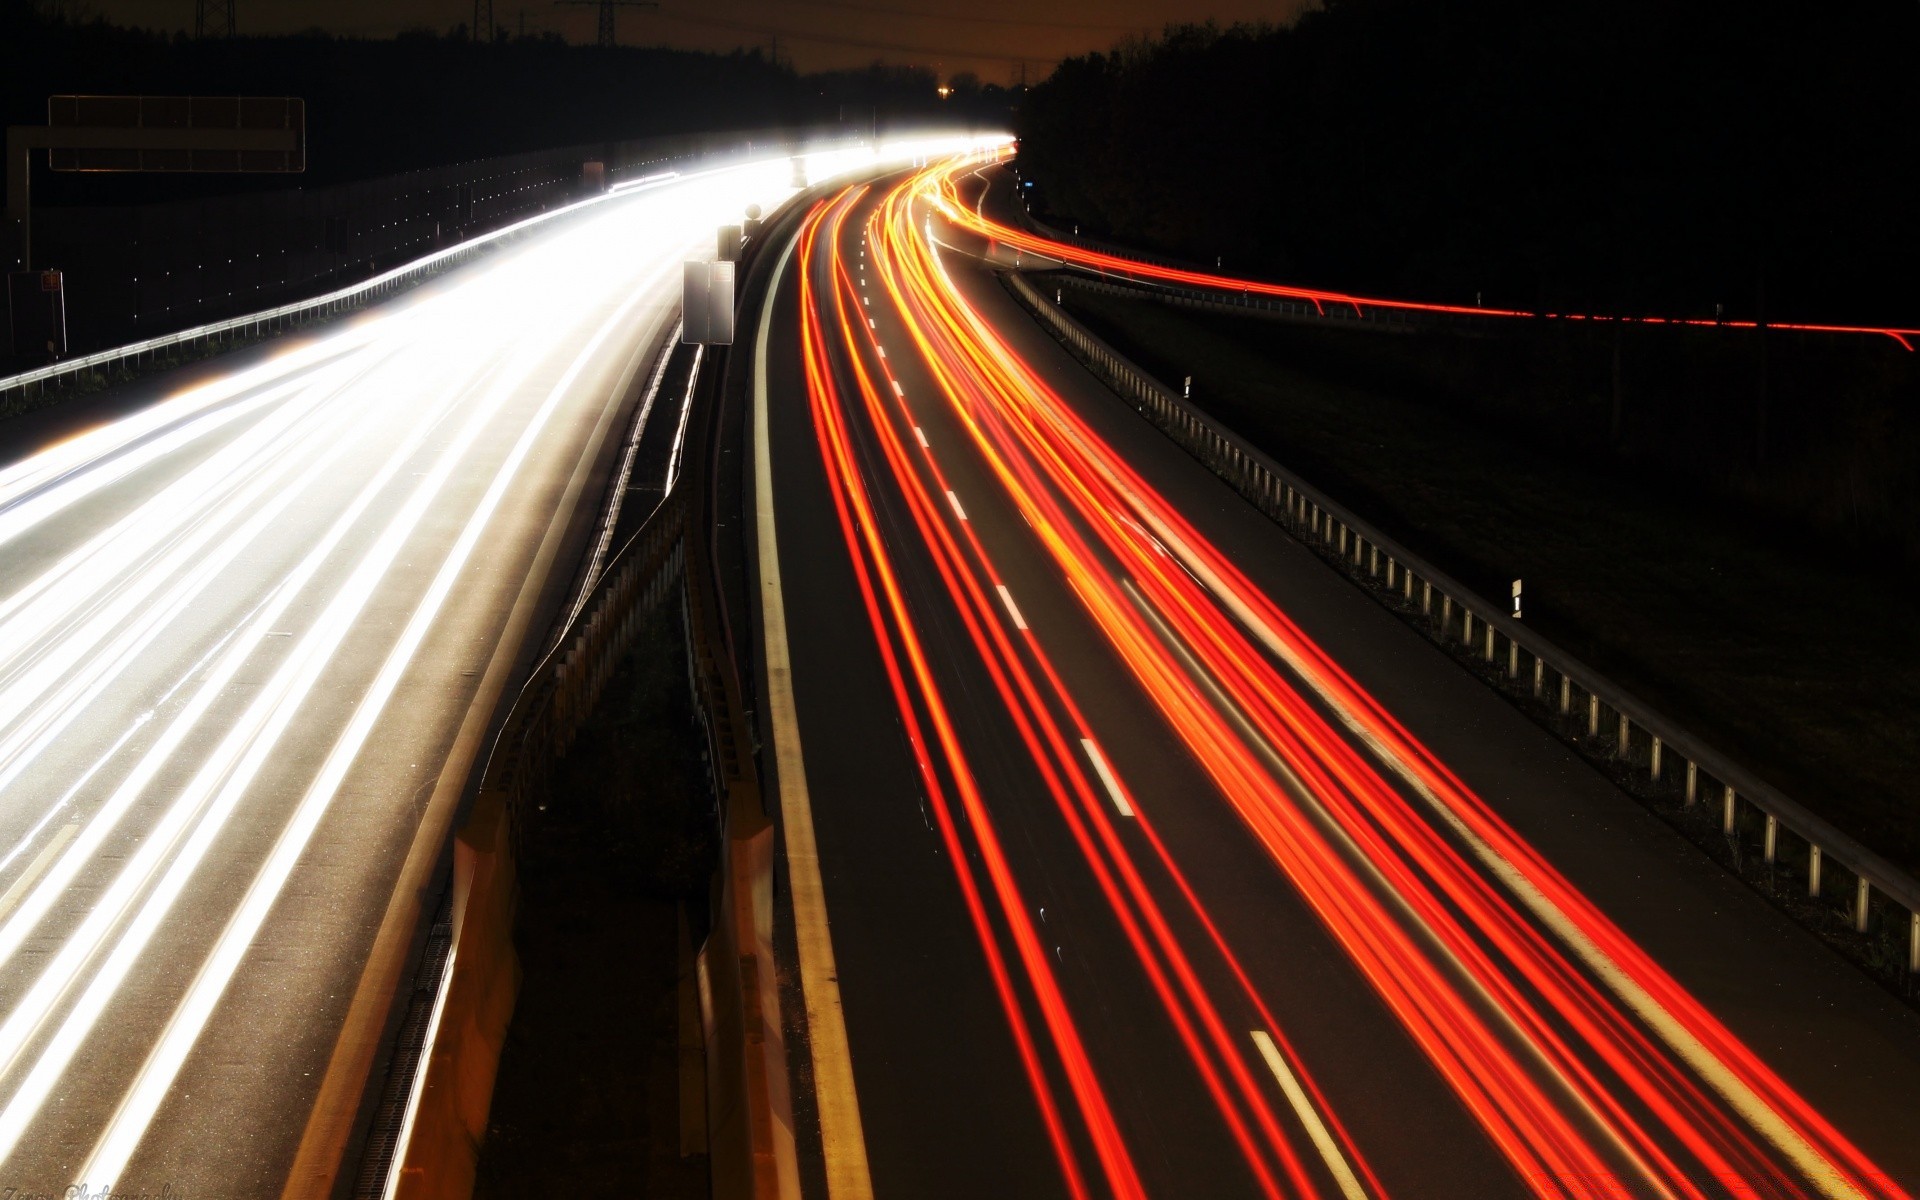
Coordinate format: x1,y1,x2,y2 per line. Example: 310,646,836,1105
0,149,850,1194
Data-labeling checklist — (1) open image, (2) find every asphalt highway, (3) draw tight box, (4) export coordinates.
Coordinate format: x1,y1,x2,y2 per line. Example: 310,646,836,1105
752,161,1920,1199
0,157,822,1198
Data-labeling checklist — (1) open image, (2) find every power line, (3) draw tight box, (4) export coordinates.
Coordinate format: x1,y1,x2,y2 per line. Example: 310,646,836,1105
657,7,1076,65
763,0,1131,33
555,0,659,47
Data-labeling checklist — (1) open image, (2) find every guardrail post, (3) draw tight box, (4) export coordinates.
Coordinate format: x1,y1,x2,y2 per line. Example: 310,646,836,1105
1685,761,1698,805
1650,736,1663,782
1558,674,1570,715
1722,784,1737,835
1440,594,1452,629
1507,639,1519,679
1461,609,1472,646
1910,912,1920,974
1764,814,1778,863
1587,693,1600,738
1855,877,1871,933
1617,714,1631,757
1809,845,1823,898
1484,624,1496,663
1421,581,1432,615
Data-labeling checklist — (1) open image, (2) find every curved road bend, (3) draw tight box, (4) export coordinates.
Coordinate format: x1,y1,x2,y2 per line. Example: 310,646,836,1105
0,159,807,1197
751,165,1920,1199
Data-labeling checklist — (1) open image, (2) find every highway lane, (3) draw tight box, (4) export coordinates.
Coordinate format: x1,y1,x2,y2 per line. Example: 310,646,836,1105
755,163,1920,1198
0,156,817,1198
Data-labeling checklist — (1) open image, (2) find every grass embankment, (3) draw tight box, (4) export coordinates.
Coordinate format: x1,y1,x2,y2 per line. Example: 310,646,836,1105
1062,287,1920,876
474,604,715,1199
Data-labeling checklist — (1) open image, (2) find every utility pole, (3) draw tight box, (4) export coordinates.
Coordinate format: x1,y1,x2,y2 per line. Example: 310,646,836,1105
473,0,494,42
194,0,236,37
554,0,656,48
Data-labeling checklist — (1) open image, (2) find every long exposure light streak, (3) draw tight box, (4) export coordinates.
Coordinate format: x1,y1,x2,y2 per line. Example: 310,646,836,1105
0,143,953,1191
793,154,1912,1200
935,154,1920,350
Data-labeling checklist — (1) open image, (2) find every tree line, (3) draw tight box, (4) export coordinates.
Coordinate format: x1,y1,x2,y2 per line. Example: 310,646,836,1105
4,0,1013,202
1016,0,1920,327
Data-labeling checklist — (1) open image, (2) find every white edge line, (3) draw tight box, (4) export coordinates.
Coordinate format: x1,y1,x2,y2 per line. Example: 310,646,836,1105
755,222,873,1197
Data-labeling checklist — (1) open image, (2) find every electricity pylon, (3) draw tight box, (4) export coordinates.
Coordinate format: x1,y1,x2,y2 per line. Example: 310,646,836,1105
194,0,236,37
554,0,657,48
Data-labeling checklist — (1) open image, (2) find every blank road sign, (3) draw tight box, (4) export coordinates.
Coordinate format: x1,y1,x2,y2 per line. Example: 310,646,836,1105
682,260,735,345
45,95,305,173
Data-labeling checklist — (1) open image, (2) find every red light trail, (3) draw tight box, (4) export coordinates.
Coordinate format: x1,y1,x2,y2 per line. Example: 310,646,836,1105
790,156,1913,1199
932,155,1920,351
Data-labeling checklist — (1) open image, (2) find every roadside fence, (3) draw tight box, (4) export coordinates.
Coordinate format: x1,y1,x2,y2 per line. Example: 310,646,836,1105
1005,266,1920,981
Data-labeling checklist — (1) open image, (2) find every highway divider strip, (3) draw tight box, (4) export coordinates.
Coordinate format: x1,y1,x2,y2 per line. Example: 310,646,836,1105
1003,266,1920,986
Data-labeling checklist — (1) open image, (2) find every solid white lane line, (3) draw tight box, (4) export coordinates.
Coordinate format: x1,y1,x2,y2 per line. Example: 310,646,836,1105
995,585,1028,631
890,379,904,397
1079,739,1134,818
913,427,928,448
1251,1031,1369,1200
945,491,967,521
0,824,76,925
752,233,872,1198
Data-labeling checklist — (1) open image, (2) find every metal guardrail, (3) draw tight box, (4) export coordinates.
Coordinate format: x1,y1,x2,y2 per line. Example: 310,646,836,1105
1057,272,1451,332
0,184,636,411
482,492,689,840
0,136,862,412
1015,206,1479,333
1006,266,1920,976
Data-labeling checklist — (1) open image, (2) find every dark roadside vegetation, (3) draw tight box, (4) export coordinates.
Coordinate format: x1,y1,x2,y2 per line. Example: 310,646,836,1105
1014,3,1920,874
2,0,1014,362
475,602,716,1198
3,0,1015,195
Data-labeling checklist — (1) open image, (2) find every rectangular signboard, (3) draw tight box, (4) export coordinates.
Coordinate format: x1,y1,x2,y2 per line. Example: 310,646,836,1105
45,95,305,173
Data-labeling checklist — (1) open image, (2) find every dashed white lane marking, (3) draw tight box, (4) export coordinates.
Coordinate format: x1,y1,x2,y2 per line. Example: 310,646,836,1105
890,380,904,397
913,427,929,448
946,491,967,521
1251,1031,1370,1200
876,346,886,358
1079,739,1134,818
869,319,876,329
995,584,1028,630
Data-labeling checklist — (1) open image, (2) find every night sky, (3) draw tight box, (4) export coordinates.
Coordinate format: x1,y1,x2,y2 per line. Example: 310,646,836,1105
87,0,1317,81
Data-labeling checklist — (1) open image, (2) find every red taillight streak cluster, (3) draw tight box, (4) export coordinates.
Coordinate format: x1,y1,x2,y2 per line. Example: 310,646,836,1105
792,160,1909,1200
934,154,1918,350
